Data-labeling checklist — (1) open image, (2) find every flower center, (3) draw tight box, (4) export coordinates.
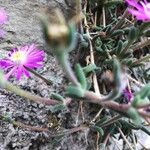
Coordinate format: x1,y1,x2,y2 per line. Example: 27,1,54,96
11,51,26,64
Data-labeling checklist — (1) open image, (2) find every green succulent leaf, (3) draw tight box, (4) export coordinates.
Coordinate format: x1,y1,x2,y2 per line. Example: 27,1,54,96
126,107,141,124
113,59,122,91
50,92,64,102
115,40,123,54
95,116,108,126
128,27,139,43
110,29,124,37
91,125,104,136
143,30,150,37
104,0,123,7
49,104,67,113
139,22,150,33
75,64,87,89
132,84,150,107
66,85,85,98
83,64,100,76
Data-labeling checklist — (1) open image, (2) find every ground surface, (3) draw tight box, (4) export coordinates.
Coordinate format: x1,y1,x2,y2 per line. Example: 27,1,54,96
0,0,91,150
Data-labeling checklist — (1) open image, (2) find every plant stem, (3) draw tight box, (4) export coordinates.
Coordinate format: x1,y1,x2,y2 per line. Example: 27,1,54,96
100,115,122,127
132,38,150,51
118,127,134,150
13,121,49,132
24,66,52,85
136,103,150,109
83,1,101,96
0,77,62,105
132,131,137,150
1,114,88,134
127,75,144,87
0,114,49,132
138,110,150,118
5,81,60,105
57,52,80,87
122,41,133,54
91,108,103,123
103,132,110,147
132,54,150,66
84,90,130,111
108,9,128,35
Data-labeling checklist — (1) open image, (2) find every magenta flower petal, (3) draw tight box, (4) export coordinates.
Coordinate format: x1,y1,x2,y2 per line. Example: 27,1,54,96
128,9,148,20
126,0,143,11
22,67,30,78
123,88,133,102
16,66,23,80
126,0,150,21
0,44,45,80
0,8,8,25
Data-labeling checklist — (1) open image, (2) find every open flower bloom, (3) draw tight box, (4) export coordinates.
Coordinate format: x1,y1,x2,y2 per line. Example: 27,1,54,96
126,0,150,21
0,44,45,80
123,88,133,102
0,8,8,38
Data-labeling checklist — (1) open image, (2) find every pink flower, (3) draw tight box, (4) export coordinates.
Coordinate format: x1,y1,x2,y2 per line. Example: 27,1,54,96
126,0,150,21
0,8,8,25
0,8,8,38
123,88,133,102
0,44,45,80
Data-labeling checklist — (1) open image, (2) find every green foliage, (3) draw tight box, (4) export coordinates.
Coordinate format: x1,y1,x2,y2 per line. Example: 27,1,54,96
139,22,150,33
75,64,87,89
50,92,65,102
126,107,141,124
90,125,104,136
128,26,139,43
143,30,150,37
66,85,85,98
98,143,106,150
104,0,123,7
95,116,108,126
39,1,150,148
115,40,123,54
113,59,122,90
119,120,150,135
132,84,150,107
1,113,13,123
48,104,67,113
110,29,124,37
83,64,100,76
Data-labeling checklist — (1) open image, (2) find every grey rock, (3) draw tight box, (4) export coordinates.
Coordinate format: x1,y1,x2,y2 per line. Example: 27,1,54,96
23,112,29,120
31,103,38,108
15,111,23,117
38,103,44,108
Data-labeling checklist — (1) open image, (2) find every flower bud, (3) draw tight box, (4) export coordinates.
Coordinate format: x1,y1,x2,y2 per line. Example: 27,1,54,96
40,9,76,53
47,23,69,48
